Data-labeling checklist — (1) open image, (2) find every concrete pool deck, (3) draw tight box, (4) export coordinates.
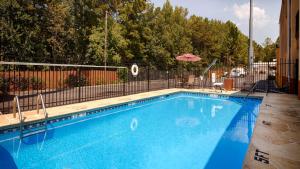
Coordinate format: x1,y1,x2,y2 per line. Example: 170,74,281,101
0,88,299,169
243,92,300,169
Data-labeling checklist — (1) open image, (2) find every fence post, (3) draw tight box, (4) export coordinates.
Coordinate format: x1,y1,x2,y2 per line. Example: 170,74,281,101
167,70,170,89
174,70,177,88
181,68,184,88
78,67,81,102
267,61,269,95
123,68,126,96
147,66,150,91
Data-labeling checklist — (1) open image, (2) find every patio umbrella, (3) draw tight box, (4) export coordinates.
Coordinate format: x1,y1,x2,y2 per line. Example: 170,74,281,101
176,54,201,88
176,53,201,62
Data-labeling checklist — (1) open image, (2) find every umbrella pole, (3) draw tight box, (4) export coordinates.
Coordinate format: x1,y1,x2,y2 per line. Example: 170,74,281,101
181,63,184,88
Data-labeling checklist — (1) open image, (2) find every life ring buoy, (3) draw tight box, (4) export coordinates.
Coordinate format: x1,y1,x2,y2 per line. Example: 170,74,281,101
131,64,139,76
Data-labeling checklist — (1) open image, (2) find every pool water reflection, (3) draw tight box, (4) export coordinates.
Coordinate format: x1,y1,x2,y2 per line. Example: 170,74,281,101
0,93,261,169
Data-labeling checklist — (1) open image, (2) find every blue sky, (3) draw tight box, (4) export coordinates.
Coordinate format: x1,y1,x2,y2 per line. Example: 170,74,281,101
150,0,281,45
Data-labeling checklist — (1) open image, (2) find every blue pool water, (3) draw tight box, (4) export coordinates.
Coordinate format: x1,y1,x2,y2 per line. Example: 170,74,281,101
0,92,261,169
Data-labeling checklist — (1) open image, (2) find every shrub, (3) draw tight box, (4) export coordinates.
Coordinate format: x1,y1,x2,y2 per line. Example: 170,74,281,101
65,74,88,87
0,77,10,95
13,77,29,91
30,77,43,90
117,69,128,82
96,79,106,85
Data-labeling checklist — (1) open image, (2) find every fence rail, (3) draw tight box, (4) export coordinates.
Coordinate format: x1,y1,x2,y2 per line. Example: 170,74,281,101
0,61,297,114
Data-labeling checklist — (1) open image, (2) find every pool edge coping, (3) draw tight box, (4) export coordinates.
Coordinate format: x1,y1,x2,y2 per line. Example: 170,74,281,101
0,89,263,132
1,89,299,169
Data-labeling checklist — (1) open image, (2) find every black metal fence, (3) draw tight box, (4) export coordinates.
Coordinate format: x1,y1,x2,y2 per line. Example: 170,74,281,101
199,61,297,93
0,62,180,114
0,61,297,114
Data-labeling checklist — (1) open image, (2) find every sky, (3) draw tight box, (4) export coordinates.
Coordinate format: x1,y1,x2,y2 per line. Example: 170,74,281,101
150,0,281,45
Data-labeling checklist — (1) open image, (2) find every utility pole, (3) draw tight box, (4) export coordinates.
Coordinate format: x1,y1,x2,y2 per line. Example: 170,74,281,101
249,0,254,70
104,10,108,71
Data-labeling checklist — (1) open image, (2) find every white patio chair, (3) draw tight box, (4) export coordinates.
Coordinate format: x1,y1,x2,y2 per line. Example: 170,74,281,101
211,73,224,92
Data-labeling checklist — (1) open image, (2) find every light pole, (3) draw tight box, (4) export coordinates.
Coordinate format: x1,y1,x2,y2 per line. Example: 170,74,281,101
249,0,254,70
104,10,108,71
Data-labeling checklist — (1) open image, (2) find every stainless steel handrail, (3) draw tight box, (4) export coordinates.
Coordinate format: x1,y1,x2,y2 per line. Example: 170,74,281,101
36,94,48,124
244,82,258,100
13,96,23,137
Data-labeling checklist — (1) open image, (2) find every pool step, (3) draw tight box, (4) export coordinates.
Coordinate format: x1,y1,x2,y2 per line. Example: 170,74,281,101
22,125,47,138
20,94,48,139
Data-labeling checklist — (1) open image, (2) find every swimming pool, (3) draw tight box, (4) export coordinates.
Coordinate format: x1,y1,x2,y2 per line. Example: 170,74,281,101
0,92,261,169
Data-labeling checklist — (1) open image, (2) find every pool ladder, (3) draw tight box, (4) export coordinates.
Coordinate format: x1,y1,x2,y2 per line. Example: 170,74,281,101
13,96,23,138
244,82,258,100
13,94,48,138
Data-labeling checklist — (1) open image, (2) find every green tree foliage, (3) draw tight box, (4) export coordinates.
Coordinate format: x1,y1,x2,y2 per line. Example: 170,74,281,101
222,21,244,66
0,0,276,69
262,37,277,62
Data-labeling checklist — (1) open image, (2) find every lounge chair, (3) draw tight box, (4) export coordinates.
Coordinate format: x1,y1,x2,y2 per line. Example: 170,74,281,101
195,75,204,88
175,75,184,87
212,76,224,92
186,75,195,88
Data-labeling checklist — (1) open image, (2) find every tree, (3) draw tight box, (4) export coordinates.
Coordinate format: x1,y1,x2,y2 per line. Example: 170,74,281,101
262,37,276,62
223,21,240,66
1,0,52,62
1,0,273,69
